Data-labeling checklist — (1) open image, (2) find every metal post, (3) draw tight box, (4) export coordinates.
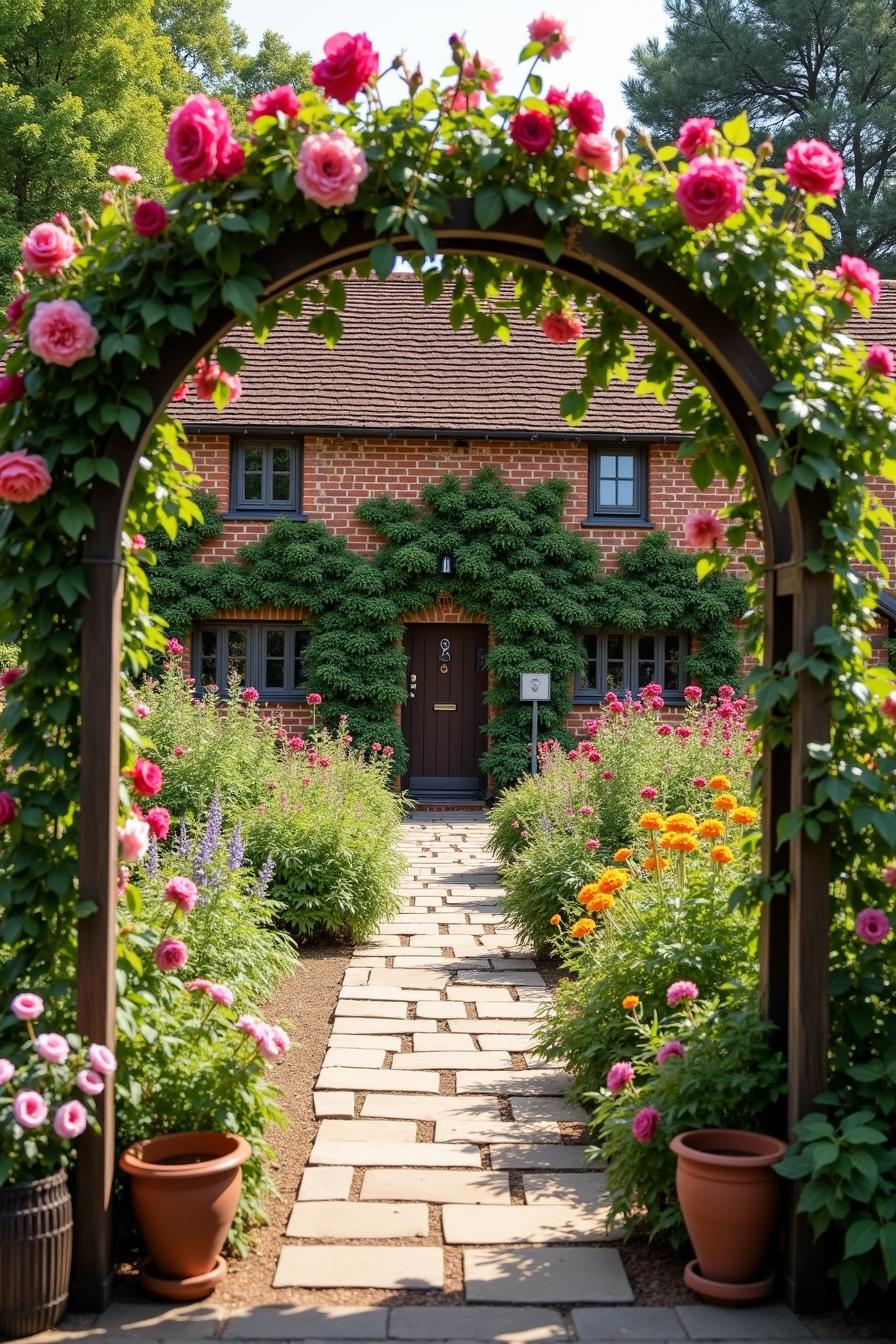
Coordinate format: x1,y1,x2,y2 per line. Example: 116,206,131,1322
531,699,538,775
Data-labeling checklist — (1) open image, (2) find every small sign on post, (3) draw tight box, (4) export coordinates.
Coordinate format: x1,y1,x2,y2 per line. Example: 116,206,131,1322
519,673,551,776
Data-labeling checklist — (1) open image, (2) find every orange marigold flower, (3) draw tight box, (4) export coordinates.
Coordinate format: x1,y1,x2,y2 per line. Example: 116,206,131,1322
665,812,698,834
659,833,677,850
549,913,562,926
643,855,670,872
710,844,735,864
698,818,726,840
730,806,758,826
576,882,602,906
614,847,633,862
709,774,732,791
638,811,665,831
668,833,698,853
570,917,596,938
713,792,737,813
622,994,640,1010
587,893,615,913
596,867,629,894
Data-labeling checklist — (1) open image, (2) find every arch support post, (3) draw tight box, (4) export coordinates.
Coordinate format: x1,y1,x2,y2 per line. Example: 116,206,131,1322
70,554,122,1311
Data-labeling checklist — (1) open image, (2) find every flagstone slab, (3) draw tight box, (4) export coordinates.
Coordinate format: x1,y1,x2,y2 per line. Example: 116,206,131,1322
221,1305,388,1339
572,1307,687,1340
386,1305,566,1341
462,1248,633,1304
274,1245,444,1289
322,1047,388,1070
360,1169,512,1204
313,1091,355,1119
333,1016,436,1034
455,971,546,987
339,985,440,1003
488,1144,590,1170
448,1019,537,1035
522,1172,610,1205
329,1034,404,1053
297,1166,354,1201
315,1119,418,1143
435,1118,561,1144
368,970,451,988
443,1204,614,1244
412,1033,478,1051
457,1071,575,1096
335,1000,411,1020
316,1067,440,1093
392,1050,513,1070
343,967,371,985
509,1096,589,1123
414,1001,469,1018
285,1200,428,1239
308,1140,483,1167
361,1094,503,1121
447,986,515,1001
477,1034,538,1051
469,1002,546,1019
675,1304,812,1339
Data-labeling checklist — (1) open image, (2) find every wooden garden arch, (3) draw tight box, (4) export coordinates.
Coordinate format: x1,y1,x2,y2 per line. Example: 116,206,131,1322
73,200,831,1312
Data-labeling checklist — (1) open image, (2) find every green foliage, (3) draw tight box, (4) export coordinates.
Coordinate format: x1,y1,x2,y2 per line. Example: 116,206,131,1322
589,994,786,1245
501,827,598,954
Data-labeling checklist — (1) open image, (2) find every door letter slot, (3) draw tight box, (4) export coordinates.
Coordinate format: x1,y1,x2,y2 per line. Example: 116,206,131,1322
433,703,456,711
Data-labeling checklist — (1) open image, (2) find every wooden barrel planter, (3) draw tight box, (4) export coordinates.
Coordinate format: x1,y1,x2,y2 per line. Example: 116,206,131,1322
0,1170,73,1339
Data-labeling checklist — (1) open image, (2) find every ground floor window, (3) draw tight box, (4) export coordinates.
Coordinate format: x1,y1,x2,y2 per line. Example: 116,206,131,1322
193,623,309,700
575,629,688,702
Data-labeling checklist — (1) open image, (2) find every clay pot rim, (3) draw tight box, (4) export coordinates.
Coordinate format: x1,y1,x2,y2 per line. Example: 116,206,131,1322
119,1130,251,1179
670,1127,788,1167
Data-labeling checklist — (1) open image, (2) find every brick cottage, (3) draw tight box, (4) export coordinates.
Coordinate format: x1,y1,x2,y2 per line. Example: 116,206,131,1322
171,274,896,802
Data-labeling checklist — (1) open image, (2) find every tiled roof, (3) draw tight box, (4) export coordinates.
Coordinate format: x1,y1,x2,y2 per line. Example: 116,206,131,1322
176,274,896,439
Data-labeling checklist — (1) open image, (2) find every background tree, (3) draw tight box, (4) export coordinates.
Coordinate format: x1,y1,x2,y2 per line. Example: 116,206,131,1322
625,0,896,274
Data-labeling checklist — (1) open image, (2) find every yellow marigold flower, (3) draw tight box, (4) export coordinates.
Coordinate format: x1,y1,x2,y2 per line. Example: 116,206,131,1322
659,833,677,850
638,811,665,831
665,812,698,834
587,893,615,913
570,917,596,939
622,994,640,1010
576,882,601,906
549,913,562,926
698,818,726,840
668,833,699,853
709,774,732,791
730,806,758,826
710,844,735,864
614,847,633,862
643,856,669,872
712,792,737,813
596,867,629,894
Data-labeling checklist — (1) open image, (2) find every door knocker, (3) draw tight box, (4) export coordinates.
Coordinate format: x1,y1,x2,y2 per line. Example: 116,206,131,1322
439,637,451,674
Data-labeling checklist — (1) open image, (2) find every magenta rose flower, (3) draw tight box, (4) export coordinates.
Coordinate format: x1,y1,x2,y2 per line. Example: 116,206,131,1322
607,1060,635,1094
53,1099,88,1139
683,509,724,548
118,816,149,863
127,758,163,797
133,200,169,238
87,1043,117,1075
0,794,18,822
6,292,29,333
855,908,891,944
154,938,189,972
677,117,716,159
640,786,658,800
307,692,323,706
76,1068,104,1096
675,156,746,229
835,255,881,304
882,691,896,722
865,345,894,376
568,90,604,134
208,983,234,1007
164,876,198,913
510,109,555,154
462,57,501,94
193,357,242,404
667,979,699,1006
165,94,243,182
11,992,43,1021
683,685,702,702
572,132,615,172
247,84,301,123
34,1032,70,1064
656,1040,685,1064
546,86,569,109
632,1105,661,1143
166,637,184,656
0,452,51,505
312,32,378,103
541,310,583,343
0,374,25,406
13,1090,48,1129
0,1059,14,1085
28,298,98,368
242,686,260,703
20,222,78,276
784,139,844,196
146,807,170,840
528,12,572,59
295,130,369,208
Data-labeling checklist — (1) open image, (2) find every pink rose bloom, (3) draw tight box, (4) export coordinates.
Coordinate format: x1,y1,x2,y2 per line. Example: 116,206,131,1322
289,736,306,750
247,84,301,123
133,200,169,238
865,345,894,376
0,1059,14,1085
0,792,16,828
193,357,242,404
510,109,555,155
718,684,735,700
0,374,25,406
528,12,572,59
135,702,150,718
108,164,141,185
118,816,150,863
676,726,692,739
683,685,702,702
34,1032,70,1065
546,86,569,109
883,865,896,888
463,57,502,94
269,1024,290,1054
585,838,600,850
146,807,170,840
657,1040,686,1064
640,786,658,800
28,299,99,367
676,117,716,159
683,509,724,549
238,1013,265,1041
131,534,147,552
383,745,394,757
242,687,260,702
881,691,896,722
20,222,78,276
541,309,583,343
855,908,891,944
11,992,43,1021
165,94,243,181
87,1043,117,1075
167,637,184,656
53,1099,88,1139
312,32,379,102
667,979,699,1006
444,88,482,113
171,380,188,400
13,1090,48,1129
568,91,604,134
186,978,213,994
674,157,746,229
173,745,186,758
307,692,323,706
6,292,29,332
632,1105,661,1143
128,758,163,797
784,139,844,196
0,452,52,505
154,938,188,972
164,876,199,913
835,255,881,304
606,1060,635,1094
209,983,234,1007
657,725,672,737
76,1069,104,1096
295,130,369,208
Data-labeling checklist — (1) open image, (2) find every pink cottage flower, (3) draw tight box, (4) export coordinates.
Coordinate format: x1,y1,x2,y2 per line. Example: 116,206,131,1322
510,109,555,154
784,140,844,196
0,666,23,689
568,91,604,134
0,451,52,504
173,745,186,758
546,86,569,109
53,1099,88,1139
312,32,378,103
34,1033,70,1065
0,374,25,406
382,745,394,758
307,692,323,706
674,157,746,230
133,200,169,237
640,786,658,801
632,1105,661,1143
0,1059,14,1085
6,292,29,333
247,84,301,123
118,816,150,863
656,1039,686,1064
865,345,895,376
677,117,716,159
835,255,881,305
667,979,699,1006
13,1090,48,1129
463,57,502,93
0,792,17,826
683,509,724,549
528,12,572,59
241,687,259,703
238,1013,265,1041
87,1043,117,1075
572,132,615,172
11,992,44,1021
154,938,188,972
295,130,368,208
209,983,235,1007
108,164,141,185
541,310,583,343
855,908,891,944
882,691,896,722
165,94,244,181
607,1060,635,1094
683,685,702,702
585,838,600,850
166,638,184,656
28,299,99,367
717,684,735,701
164,876,199,913
76,1069,104,1096
131,534,147,551
146,807,170,840
883,865,896,888
20,222,78,276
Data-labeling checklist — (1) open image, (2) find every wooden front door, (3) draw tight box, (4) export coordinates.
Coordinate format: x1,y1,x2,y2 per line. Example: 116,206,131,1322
403,624,488,800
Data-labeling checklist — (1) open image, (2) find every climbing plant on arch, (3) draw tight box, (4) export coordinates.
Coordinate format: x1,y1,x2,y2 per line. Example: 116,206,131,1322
0,18,895,1311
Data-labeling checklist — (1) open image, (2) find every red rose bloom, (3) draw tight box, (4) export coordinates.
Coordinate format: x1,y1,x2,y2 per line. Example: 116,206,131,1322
133,200,169,237
312,32,379,103
0,792,17,825
541,310,583,344
509,109,555,155
128,758,163,797
567,91,604,135
0,375,25,406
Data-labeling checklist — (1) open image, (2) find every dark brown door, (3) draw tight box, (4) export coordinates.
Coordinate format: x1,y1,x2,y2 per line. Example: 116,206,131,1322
403,624,488,800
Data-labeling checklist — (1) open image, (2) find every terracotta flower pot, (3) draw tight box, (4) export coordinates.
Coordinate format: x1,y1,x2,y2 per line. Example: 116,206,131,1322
119,1131,251,1300
670,1128,788,1305
0,1170,72,1340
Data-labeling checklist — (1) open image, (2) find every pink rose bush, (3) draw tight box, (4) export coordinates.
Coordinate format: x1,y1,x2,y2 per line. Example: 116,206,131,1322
683,509,724,549
28,299,98,366
855,908,891,944
632,1105,661,1143
165,94,244,181
674,156,746,229
247,84,301,124
20,222,78,276
865,345,894,376
295,130,369,208
133,200,169,238
510,109,555,155
572,132,615,173
0,451,52,504
567,91,604,134
312,32,378,103
835,254,881,304
528,12,572,59
0,374,25,406
676,117,715,159
784,139,844,196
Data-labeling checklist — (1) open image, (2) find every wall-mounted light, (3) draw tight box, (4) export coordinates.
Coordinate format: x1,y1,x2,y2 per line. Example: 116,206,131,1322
439,551,455,577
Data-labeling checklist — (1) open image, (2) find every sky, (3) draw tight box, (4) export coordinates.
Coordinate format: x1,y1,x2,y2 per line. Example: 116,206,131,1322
227,0,671,130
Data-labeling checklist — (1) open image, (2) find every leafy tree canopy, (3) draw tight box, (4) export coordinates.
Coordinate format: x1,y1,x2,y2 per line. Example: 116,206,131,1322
624,0,896,274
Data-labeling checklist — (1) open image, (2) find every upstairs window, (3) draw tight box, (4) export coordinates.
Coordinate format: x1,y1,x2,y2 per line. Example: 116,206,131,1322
586,444,649,524
230,437,302,515
193,623,309,700
576,630,688,702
